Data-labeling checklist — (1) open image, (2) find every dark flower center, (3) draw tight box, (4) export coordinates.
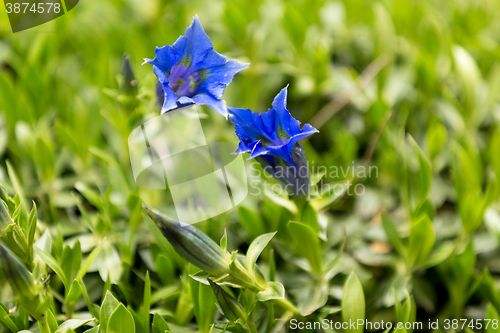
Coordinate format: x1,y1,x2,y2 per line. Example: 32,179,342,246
168,65,200,98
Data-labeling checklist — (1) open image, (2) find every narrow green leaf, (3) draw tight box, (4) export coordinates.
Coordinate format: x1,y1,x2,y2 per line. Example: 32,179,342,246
382,214,407,260
139,272,151,333
6,160,28,215
35,247,68,288
0,303,19,332
408,214,435,268
246,232,276,278
54,319,93,333
342,272,365,333
301,202,319,233
27,202,37,248
76,242,103,280
61,241,82,287
220,229,227,252
288,222,322,273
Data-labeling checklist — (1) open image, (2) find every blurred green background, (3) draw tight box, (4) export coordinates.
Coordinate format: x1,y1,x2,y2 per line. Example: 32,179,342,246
1,0,500,331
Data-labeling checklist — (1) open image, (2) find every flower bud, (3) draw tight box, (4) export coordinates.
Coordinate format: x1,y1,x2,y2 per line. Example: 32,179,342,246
121,54,138,96
143,205,231,276
208,279,247,323
156,80,165,109
0,242,36,299
0,185,8,202
0,200,13,234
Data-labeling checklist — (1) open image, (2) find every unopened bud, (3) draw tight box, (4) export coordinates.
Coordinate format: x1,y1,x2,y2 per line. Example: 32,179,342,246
143,205,230,276
0,242,36,299
156,80,165,108
208,279,247,323
121,54,138,96
0,200,12,234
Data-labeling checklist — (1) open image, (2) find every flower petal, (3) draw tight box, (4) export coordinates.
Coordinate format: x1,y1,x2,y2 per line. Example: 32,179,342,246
148,36,187,71
233,141,251,154
228,107,274,144
249,141,269,159
197,60,249,98
192,93,228,118
184,16,218,67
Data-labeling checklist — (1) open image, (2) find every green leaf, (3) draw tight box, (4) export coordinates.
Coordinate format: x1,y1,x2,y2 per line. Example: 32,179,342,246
189,266,217,333
0,303,19,332
76,242,103,281
35,247,68,288
288,222,322,273
155,254,174,285
100,291,120,333
61,242,82,287
452,45,480,114
75,182,102,210
6,160,28,215
33,138,55,180
107,304,135,333
427,120,447,160
65,280,82,308
297,280,329,316
152,313,170,333
138,272,151,333
419,242,456,269
264,191,298,214
310,180,350,211
342,272,365,333
323,237,346,277
54,319,93,333
83,326,100,333
300,202,319,233
220,229,227,252
257,281,285,301
77,278,100,320
486,303,500,333
406,134,432,212
382,213,408,259
310,169,326,185
246,232,276,278
408,214,435,268
27,203,37,249
237,207,265,239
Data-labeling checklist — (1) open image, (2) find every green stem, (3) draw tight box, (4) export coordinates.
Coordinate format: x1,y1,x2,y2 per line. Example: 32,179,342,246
37,312,51,333
246,320,259,333
273,298,299,314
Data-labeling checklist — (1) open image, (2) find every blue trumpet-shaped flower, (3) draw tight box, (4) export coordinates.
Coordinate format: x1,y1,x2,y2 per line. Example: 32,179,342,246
145,16,249,117
228,86,318,196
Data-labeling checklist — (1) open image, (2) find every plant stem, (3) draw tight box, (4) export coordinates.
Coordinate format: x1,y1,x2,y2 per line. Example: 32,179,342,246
38,312,51,333
246,320,259,333
274,298,299,314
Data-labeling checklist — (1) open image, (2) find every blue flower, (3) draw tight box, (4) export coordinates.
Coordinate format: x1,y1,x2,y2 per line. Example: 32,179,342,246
228,86,318,196
144,16,249,117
